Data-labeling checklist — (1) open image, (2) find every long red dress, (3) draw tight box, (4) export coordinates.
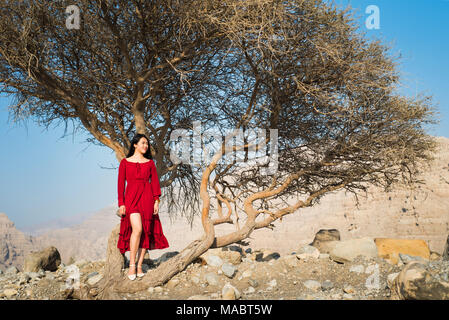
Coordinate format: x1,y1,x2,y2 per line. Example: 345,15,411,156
117,158,169,254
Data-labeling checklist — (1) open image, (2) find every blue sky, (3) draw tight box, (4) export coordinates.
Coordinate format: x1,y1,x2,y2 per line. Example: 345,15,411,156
1,0,448,231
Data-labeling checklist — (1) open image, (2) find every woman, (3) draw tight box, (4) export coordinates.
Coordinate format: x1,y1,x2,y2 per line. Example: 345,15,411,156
117,133,169,280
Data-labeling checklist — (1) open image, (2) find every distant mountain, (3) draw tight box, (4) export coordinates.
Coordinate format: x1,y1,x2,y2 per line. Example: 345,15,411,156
0,213,42,272
2,136,448,271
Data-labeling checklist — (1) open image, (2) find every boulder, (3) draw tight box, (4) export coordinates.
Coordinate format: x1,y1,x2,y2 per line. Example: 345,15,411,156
329,237,378,263
23,246,61,272
374,238,430,265
222,283,241,300
296,245,320,260
393,261,449,299
310,229,341,253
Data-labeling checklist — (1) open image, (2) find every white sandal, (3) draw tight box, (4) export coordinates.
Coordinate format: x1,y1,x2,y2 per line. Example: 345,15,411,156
137,265,145,277
128,264,136,280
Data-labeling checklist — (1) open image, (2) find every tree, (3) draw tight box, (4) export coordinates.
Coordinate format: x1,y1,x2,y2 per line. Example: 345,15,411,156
0,0,438,299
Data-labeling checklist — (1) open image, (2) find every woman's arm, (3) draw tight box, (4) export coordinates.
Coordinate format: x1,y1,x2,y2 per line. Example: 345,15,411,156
118,159,126,207
150,160,161,201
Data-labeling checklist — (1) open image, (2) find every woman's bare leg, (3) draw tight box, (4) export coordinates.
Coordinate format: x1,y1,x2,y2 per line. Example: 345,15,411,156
137,248,146,274
128,212,142,276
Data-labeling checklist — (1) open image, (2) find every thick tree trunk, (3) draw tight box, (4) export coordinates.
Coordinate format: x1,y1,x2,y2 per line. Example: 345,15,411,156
72,219,215,300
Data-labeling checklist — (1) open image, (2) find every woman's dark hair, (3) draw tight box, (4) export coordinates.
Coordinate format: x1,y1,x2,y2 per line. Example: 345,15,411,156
126,133,153,160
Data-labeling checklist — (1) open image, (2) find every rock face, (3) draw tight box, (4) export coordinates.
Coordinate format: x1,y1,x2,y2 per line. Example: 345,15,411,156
23,246,61,272
375,238,431,265
0,213,42,272
393,261,449,299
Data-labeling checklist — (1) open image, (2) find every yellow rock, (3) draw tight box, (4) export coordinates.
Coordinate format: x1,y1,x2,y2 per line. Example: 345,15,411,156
374,238,430,264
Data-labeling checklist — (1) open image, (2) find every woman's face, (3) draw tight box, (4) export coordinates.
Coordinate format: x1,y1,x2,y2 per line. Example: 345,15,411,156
134,137,149,155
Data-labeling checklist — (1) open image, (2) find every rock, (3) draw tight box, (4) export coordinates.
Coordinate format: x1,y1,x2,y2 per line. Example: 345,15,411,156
442,234,449,261
342,293,354,300
19,273,31,285
241,270,253,278
387,272,400,289
5,266,19,275
222,283,241,300
343,284,355,294
268,279,277,287
248,278,259,287
310,229,341,253
296,245,320,260
87,274,103,286
205,272,219,286
3,288,18,298
322,280,333,291
154,286,163,293
349,265,365,273
74,259,88,267
204,255,223,267
430,252,441,261
303,280,321,291
393,261,449,299
243,286,256,294
87,271,99,278
221,263,236,278
221,250,242,265
23,246,61,272
319,253,330,259
281,255,298,268
329,237,378,263
147,287,155,293
399,253,427,264
374,238,431,265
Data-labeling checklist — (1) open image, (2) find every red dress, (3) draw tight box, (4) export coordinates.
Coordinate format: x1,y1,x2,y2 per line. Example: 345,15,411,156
117,158,169,254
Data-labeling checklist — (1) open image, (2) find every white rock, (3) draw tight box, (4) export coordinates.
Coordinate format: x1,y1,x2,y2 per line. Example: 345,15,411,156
349,265,365,273
296,245,320,260
303,280,321,291
268,279,277,287
221,263,237,278
205,255,223,267
222,282,241,300
205,272,219,286
3,289,18,298
242,270,253,278
329,237,378,263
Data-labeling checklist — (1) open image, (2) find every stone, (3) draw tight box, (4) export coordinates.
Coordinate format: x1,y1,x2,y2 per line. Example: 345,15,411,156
5,266,19,275
3,288,18,298
23,246,61,272
329,237,378,263
399,253,427,264
322,280,333,291
243,286,256,294
310,229,341,253
268,279,277,287
319,253,330,259
154,286,163,293
222,283,241,300
282,255,298,268
393,261,449,299
87,274,103,286
387,272,400,289
241,270,253,278
221,263,236,278
374,238,431,265
205,272,219,286
205,255,224,267
343,284,355,294
221,251,242,265
303,280,321,291
296,245,320,260
349,265,365,273
248,278,259,287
